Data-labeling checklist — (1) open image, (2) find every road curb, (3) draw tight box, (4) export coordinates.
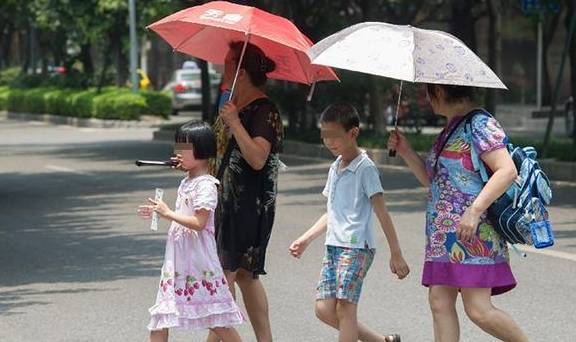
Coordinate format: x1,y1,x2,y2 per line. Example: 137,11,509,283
153,130,576,182
4,111,180,129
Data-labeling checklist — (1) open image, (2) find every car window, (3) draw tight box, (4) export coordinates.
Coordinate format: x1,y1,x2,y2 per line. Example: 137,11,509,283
179,72,200,81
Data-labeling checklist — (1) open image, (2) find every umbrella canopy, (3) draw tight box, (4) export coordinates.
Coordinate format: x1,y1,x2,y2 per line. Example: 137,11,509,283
147,1,338,85
307,22,506,89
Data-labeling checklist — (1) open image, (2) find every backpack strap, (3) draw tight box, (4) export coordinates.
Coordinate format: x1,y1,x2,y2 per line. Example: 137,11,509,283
433,109,483,173
463,109,493,183
433,115,469,172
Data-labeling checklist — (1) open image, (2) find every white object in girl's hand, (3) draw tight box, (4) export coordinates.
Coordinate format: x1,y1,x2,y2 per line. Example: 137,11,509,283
150,188,164,231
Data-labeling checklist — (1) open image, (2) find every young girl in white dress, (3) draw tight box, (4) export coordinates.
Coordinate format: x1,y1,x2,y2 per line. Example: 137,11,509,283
138,121,244,342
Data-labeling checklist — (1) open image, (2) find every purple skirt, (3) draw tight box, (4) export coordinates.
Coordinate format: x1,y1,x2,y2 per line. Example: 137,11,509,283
422,261,517,295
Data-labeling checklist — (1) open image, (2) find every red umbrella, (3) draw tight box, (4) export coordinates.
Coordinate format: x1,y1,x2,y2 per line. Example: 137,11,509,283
147,1,338,90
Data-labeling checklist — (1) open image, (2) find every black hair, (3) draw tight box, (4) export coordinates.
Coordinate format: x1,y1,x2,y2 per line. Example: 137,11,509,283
229,41,276,87
319,103,360,131
426,83,474,103
174,121,217,160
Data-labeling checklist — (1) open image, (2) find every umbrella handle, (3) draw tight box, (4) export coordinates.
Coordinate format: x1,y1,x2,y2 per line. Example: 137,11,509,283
389,81,403,158
388,128,397,157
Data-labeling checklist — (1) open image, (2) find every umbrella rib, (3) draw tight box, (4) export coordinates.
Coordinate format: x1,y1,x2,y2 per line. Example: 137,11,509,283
173,23,209,51
292,49,312,85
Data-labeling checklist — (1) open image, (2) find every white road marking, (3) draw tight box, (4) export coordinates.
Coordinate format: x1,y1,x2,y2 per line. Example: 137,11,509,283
517,245,576,262
45,165,92,176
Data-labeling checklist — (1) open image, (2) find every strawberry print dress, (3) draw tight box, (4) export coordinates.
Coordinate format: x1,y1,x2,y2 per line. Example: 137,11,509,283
148,175,244,330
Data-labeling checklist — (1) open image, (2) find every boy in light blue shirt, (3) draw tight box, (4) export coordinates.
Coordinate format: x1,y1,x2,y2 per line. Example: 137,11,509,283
290,103,409,342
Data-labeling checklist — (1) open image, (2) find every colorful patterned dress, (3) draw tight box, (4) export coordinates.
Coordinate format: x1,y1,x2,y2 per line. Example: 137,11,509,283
148,175,244,330
210,98,283,278
421,112,517,295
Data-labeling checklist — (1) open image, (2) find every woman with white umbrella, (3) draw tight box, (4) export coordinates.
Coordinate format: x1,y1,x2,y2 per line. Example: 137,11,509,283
309,22,529,341
388,84,528,342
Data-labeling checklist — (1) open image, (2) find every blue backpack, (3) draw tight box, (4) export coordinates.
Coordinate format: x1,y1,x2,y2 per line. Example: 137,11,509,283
464,110,554,249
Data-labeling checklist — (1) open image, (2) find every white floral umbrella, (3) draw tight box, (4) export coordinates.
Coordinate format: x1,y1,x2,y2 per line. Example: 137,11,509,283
307,22,506,156
307,22,507,89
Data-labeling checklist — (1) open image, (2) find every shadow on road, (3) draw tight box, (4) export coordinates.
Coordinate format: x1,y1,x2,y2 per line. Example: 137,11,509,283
0,140,185,315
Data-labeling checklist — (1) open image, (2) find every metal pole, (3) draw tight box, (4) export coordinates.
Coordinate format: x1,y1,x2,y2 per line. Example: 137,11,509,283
129,0,139,93
537,11,543,109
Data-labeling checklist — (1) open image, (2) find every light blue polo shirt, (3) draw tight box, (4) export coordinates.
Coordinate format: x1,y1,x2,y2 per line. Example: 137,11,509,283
322,151,384,249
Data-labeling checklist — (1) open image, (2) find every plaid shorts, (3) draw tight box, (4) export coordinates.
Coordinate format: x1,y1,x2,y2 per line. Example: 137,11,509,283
316,245,375,304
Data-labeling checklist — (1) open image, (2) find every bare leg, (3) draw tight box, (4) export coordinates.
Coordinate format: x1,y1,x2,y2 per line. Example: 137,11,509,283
207,271,238,342
314,299,394,342
150,329,168,342
235,269,272,342
461,288,528,342
335,299,358,342
428,286,460,342
210,327,242,342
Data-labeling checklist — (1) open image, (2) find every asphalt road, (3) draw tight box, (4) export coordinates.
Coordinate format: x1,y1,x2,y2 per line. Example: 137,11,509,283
1,117,575,341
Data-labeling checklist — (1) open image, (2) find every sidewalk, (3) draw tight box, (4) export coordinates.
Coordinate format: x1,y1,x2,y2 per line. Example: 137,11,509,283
4,108,575,181
0,110,200,129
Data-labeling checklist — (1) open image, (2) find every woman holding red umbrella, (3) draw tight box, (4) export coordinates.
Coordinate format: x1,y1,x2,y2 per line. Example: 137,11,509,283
208,41,283,342
148,4,337,340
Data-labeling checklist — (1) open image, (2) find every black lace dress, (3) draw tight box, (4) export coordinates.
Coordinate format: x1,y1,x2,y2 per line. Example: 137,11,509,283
212,98,283,278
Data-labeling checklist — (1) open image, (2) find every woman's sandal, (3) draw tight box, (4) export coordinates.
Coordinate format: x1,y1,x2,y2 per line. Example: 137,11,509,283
385,334,401,342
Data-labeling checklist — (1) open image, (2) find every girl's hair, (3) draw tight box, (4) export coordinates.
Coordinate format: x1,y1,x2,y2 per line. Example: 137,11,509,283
174,121,217,159
426,84,474,103
319,103,360,131
228,41,276,87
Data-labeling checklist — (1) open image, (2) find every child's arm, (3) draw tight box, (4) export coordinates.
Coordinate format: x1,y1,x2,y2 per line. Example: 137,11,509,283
142,198,210,232
371,193,410,279
289,213,328,258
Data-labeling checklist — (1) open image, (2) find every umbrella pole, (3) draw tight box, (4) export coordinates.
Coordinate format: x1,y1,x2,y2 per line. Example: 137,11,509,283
229,32,250,101
389,81,403,157
306,82,316,102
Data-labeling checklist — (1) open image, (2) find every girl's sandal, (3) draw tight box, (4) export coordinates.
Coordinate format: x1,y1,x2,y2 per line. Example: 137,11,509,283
385,334,401,342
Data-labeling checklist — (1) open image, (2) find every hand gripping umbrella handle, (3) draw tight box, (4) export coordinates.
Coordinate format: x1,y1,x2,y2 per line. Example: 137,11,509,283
389,81,403,158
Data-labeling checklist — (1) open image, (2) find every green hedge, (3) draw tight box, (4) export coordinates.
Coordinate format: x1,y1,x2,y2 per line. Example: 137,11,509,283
141,91,171,118
4,86,170,120
0,67,20,86
93,91,146,120
0,86,9,110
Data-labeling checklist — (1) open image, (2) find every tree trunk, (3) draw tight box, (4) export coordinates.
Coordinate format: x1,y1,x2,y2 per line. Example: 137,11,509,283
370,77,386,134
111,13,129,87
449,0,477,51
361,0,386,133
51,29,66,67
485,0,503,115
542,11,561,106
20,30,29,73
0,23,14,68
80,43,94,76
98,37,114,93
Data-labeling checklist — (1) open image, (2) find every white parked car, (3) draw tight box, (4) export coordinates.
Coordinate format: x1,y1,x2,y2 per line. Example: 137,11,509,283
163,61,221,115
